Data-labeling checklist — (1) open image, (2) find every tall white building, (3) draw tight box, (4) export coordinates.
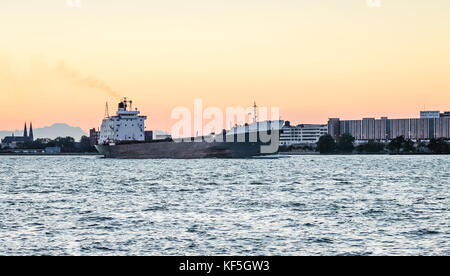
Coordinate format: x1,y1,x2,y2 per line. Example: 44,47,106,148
98,98,147,144
280,123,328,146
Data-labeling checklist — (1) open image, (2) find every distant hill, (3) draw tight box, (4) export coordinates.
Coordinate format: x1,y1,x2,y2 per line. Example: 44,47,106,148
0,123,88,141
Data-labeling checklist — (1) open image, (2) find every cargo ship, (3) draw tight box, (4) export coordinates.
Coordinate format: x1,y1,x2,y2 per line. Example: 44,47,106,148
95,98,283,159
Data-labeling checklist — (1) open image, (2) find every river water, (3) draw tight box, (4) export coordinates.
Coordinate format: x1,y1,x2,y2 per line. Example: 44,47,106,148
0,155,448,255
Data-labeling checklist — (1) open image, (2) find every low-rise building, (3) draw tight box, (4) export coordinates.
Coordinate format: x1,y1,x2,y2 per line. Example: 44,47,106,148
45,147,61,154
280,122,328,146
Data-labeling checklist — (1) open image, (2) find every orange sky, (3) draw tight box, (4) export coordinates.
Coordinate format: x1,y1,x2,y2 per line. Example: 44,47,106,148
1,0,449,132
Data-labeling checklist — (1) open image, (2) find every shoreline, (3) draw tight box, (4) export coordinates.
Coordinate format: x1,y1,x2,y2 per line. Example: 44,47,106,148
0,153,102,156
280,152,450,156
1,152,448,157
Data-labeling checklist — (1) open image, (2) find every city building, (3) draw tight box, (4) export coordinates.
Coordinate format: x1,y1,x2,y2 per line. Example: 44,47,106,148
45,147,61,154
327,118,341,138
329,111,450,141
420,111,441,119
280,122,328,146
89,128,99,146
1,123,34,149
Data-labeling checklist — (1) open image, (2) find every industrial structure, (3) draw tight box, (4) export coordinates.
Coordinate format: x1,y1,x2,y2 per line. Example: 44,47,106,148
328,111,450,141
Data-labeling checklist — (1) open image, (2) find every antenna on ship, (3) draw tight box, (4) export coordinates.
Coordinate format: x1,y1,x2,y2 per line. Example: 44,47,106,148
253,101,258,123
104,102,110,118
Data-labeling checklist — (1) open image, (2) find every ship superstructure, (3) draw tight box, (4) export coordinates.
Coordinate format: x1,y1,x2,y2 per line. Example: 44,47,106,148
98,98,147,144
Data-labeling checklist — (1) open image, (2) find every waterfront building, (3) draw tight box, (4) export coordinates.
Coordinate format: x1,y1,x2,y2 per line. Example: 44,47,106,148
328,111,450,141
420,111,440,119
1,123,34,149
327,118,340,138
280,122,328,146
89,128,99,146
45,147,61,154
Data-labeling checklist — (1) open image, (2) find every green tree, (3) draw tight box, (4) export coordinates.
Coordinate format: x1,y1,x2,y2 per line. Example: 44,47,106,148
388,136,406,153
278,145,293,152
317,134,336,154
53,137,76,152
403,139,415,153
21,138,50,150
358,140,385,153
79,136,93,152
417,141,429,153
428,138,450,154
336,133,355,153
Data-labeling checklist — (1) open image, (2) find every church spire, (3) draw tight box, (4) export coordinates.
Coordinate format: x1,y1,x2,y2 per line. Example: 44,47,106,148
23,122,28,137
29,122,34,141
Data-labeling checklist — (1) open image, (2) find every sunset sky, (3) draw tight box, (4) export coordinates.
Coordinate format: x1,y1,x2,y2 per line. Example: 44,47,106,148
1,0,449,133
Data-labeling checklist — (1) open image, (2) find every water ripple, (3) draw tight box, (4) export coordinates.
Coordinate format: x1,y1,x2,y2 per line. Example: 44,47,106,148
0,155,449,255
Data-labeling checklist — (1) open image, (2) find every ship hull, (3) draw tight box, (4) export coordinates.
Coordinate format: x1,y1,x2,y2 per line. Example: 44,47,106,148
95,140,272,159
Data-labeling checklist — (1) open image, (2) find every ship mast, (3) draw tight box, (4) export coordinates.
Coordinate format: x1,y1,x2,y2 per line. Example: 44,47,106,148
104,102,110,118
253,101,258,123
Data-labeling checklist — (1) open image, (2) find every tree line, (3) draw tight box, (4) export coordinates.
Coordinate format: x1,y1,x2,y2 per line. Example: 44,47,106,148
317,133,450,154
4,136,96,153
